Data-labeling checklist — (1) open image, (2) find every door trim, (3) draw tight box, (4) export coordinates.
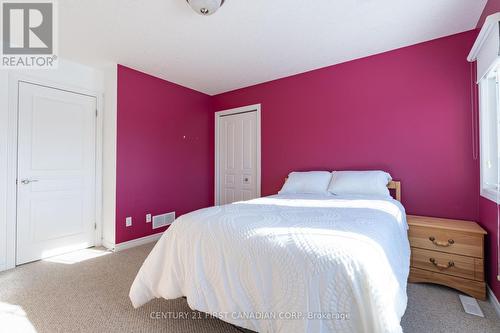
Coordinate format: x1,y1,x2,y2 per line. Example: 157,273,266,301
4,74,103,270
214,104,261,206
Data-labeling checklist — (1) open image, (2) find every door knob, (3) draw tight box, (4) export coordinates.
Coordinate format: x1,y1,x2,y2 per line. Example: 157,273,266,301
20,179,38,185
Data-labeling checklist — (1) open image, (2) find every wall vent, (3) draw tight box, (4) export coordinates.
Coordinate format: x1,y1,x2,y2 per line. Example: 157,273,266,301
459,295,484,317
152,212,175,229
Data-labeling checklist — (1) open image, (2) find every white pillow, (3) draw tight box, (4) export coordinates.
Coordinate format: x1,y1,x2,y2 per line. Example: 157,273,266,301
328,171,392,197
279,171,332,194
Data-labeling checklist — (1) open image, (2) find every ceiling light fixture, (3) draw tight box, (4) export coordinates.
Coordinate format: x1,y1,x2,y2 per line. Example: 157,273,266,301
186,0,225,16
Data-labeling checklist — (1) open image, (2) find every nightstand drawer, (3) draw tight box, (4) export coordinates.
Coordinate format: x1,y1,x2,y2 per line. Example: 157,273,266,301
411,248,484,281
408,226,483,257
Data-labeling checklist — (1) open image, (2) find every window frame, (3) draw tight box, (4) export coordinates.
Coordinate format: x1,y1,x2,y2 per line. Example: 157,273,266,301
479,67,500,204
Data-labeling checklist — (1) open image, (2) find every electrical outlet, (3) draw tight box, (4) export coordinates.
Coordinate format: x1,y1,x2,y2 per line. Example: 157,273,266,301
126,217,132,227
146,213,152,223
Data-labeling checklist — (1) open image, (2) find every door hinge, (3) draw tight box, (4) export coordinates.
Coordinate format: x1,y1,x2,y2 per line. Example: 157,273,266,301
94,223,97,230
95,109,98,117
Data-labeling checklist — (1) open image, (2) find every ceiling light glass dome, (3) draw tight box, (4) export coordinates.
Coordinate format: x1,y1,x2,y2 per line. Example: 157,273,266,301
186,0,225,16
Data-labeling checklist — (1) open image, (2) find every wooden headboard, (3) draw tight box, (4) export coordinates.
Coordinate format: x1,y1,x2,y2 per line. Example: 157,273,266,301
387,180,401,202
283,178,402,202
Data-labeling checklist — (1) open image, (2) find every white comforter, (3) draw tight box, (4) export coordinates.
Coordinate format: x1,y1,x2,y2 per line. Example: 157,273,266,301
129,194,410,333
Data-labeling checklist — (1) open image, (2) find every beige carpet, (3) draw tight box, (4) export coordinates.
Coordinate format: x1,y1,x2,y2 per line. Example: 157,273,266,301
0,243,498,333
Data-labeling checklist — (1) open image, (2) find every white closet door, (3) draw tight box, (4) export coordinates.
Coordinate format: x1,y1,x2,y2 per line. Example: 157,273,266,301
218,111,258,205
16,82,97,265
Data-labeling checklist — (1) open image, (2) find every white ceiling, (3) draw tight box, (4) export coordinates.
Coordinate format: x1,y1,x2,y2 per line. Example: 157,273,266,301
58,0,487,95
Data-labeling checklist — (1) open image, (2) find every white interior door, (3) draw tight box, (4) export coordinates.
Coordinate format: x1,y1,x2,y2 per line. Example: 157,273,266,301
16,82,97,265
217,110,259,205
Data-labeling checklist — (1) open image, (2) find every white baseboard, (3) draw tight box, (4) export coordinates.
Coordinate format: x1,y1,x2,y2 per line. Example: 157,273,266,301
101,238,115,251
488,285,500,319
113,232,163,252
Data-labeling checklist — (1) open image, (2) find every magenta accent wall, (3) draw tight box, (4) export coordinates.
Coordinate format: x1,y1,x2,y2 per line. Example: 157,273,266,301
116,65,213,244
480,198,500,298
116,25,498,298
477,0,500,299
212,31,479,221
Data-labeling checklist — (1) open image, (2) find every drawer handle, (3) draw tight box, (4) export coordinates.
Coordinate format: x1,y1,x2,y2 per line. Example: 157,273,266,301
429,258,455,269
429,236,454,247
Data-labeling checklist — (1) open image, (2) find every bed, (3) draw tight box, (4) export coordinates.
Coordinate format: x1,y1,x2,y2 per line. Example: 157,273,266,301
129,180,410,333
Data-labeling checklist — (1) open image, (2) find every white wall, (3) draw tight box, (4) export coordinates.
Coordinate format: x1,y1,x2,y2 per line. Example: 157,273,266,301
0,70,9,271
0,60,117,271
102,65,117,249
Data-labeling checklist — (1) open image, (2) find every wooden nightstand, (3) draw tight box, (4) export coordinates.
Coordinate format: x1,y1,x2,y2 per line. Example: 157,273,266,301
407,215,487,300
